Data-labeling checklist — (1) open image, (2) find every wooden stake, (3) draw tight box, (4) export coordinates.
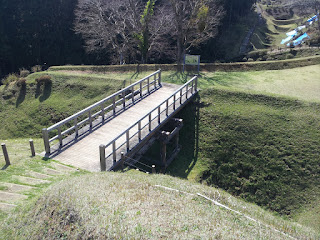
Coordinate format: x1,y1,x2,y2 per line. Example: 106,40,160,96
1,143,10,166
29,139,35,157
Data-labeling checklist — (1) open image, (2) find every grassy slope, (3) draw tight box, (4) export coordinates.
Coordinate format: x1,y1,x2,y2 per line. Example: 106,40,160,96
0,138,85,221
162,66,320,229
1,171,317,239
201,65,320,102
1,66,320,236
0,71,147,139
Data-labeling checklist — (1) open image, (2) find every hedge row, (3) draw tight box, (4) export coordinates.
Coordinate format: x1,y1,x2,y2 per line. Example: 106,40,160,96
49,55,320,73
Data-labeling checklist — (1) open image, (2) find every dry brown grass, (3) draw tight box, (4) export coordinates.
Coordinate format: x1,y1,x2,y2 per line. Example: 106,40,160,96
1,171,317,239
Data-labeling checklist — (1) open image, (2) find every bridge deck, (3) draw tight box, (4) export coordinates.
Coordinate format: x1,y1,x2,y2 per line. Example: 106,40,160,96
51,83,180,172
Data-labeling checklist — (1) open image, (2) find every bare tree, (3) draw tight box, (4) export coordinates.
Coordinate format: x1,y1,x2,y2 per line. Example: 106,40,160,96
167,0,225,64
133,0,174,63
74,0,142,64
74,0,173,64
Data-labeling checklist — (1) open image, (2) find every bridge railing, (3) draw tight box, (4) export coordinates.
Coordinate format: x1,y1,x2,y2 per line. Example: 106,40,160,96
42,70,162,155
100,75,198,171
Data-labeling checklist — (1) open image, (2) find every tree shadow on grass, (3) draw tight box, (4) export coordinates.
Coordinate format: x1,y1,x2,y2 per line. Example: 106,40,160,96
16,84,26,107
166,70,200,85
35,82,52,102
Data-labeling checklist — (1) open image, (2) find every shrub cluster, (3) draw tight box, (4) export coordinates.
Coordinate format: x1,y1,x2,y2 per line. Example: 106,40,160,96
16,78,27,87
19,68,30,78
31,65,42,73
2,74,19,86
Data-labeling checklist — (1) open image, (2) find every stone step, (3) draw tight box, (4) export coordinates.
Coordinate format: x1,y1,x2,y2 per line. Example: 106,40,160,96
0,202,17,212
0,182,34,193
26,171,52,179
42,167,62,176
0,191,28,202
50,162,78,173
12,176,51,186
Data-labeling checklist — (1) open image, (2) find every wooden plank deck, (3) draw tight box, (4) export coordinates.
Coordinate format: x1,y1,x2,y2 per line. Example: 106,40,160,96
50,83,180,172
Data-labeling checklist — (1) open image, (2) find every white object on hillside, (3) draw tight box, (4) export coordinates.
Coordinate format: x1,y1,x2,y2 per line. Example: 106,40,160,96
297,25,306,31
286,30,297,36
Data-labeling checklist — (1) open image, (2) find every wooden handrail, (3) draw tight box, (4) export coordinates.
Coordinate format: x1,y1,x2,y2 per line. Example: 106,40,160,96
42,70,162,155
100,75,198,170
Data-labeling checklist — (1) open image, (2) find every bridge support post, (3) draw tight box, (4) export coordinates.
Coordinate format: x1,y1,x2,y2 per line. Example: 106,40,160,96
160,131,170,170
42,128,50,155
121,152,125,171
99,145,106,171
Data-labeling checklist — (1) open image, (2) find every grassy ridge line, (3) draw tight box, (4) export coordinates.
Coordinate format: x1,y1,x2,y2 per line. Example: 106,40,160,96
48,55,320,73
169,87,320,216
0,71,126,139
1,172,317,239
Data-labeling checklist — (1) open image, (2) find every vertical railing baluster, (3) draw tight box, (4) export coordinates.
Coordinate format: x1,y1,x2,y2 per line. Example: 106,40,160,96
154,73,156,89
158,106,161,124
173,94,176,110
186,84,189,99
180,89,182,104
74,118,78,137
101,103,105,123
42,128,50,155
195,76,198,92
122,91,126,109
191,80,194,94
166,99,169,116
138,121,141,141
113,97,116,116
58,127,63,147
140,81,143,97
158,70,162,86
147,77,150,93
149,114,152,131
112,141,116,162
89,110,92,129
132,86,135,104
100,145,106,171
126,130,130,151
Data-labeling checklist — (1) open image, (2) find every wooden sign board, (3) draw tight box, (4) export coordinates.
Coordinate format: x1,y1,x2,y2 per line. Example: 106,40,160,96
183,54,200,73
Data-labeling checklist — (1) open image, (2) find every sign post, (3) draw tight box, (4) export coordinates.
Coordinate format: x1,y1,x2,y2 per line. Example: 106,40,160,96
183,54,200,73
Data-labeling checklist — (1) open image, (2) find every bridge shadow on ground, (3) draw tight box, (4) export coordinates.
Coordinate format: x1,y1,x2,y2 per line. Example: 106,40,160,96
166,94,201,178
138,94,201,178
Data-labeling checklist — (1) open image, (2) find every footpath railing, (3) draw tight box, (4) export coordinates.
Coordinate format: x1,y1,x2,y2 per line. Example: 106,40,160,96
99,75,198,171
42,70,162,155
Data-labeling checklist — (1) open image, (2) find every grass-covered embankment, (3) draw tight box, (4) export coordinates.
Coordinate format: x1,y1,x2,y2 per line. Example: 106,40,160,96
1,65,320,235
0,71,142,139
0,171,317,239
163,66,320,230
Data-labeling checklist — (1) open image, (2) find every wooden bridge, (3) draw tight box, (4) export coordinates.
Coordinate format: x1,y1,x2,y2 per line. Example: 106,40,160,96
42,70,198,172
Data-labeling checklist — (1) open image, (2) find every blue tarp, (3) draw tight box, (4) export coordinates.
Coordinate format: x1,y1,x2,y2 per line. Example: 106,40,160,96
307,15,318,23
287,33,310,47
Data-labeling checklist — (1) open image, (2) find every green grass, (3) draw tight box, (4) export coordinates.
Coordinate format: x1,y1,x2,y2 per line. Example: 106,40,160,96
198,65,320,102
0,71,150,139
0,138,85,222
1,66,320,235
0,171,317,239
